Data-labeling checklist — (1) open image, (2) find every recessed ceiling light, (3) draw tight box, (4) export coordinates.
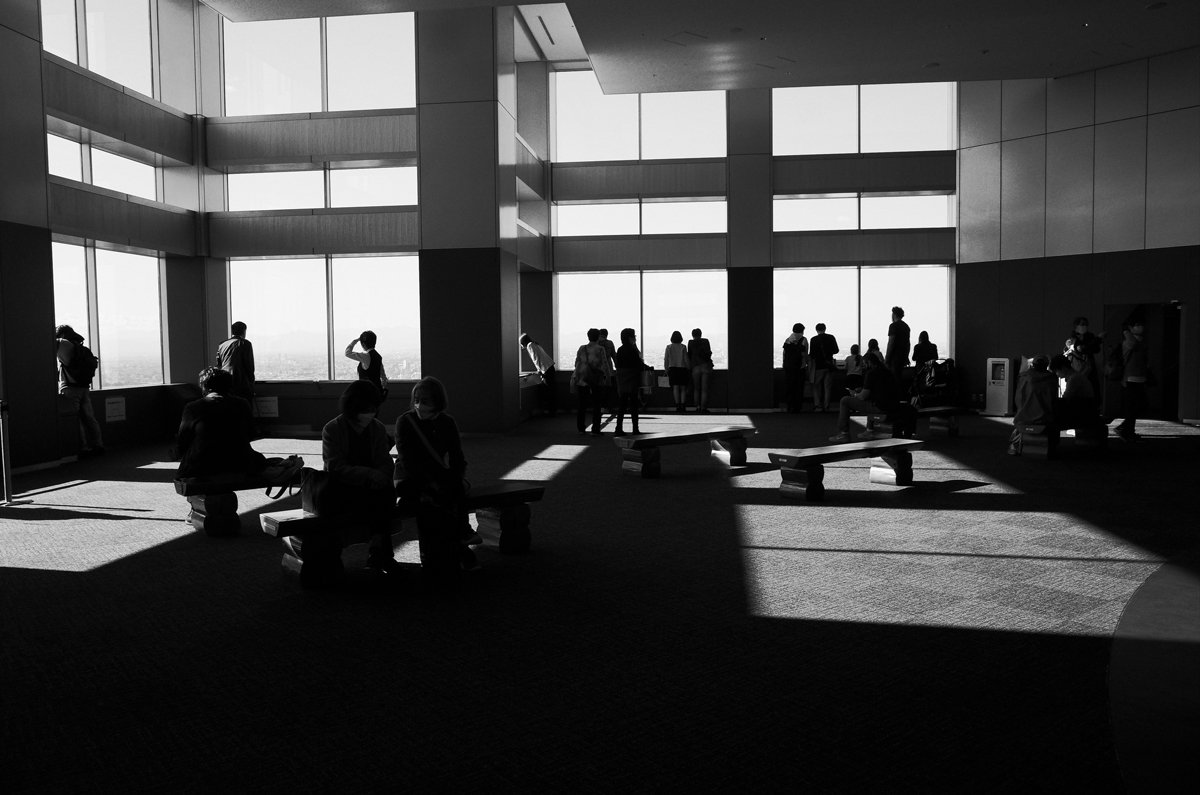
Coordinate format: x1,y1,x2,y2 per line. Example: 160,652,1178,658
760,37,767,41
1082,22,1089,27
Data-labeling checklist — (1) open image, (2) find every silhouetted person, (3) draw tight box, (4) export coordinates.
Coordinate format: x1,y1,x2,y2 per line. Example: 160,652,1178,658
573,328,610,435
844,344,865,391
216,321,255,403
830,352,903,442
396,376,480,575
598,329,617,413
1050,354,1097,429
809,323,839,412
345,330,388,401
520,332,557,417
664,330,690,413
175,367,266,479
1116,318,1149,442
782,323,808,414
1064,316,1104,398
687,328,713,414
912,331,938,368
54,324,103,458
885,306,910,382
1008,355,1057,455
614,328,645,436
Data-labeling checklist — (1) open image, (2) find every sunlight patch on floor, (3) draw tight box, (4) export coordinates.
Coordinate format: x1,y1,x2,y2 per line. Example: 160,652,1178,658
499,444,589,481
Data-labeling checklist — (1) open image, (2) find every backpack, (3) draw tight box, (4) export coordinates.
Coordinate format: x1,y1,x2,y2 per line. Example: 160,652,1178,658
64,342,99,387
1104,344,1124,382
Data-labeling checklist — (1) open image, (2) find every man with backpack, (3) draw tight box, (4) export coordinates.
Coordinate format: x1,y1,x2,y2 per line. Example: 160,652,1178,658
55,325,104,458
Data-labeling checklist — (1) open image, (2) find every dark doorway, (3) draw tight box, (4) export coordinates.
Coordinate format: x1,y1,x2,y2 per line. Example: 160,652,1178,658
1102,303,1183,421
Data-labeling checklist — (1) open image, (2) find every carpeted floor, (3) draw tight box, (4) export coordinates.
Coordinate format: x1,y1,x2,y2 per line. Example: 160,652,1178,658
2,412,1197,792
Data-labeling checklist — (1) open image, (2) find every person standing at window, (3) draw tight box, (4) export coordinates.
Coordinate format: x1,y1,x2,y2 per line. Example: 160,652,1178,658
912,331,939,368
664,330,691,413
216,321,255,403
520,332,557,417
598,329,618,413
1063,316,1104,397
844,344,865,391
885,306,911,383
1116,318,1149,443
782,323,808,414
614,328,645,436
54,325,104,458
687,328,714,414
809,323,840,413
573,328,610,435
345,330,389,401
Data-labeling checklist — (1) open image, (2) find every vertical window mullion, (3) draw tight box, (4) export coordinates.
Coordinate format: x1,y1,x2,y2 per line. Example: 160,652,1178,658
84,246,100,388
148,0,161,101
75,0,88,70
157,256,169,384
326,255,335,380
319,17,329,113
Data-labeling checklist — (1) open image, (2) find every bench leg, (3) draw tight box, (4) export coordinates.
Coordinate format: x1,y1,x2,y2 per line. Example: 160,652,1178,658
1020,431,1057,459
780,464,825,501
870,451,915,486
476,504,532,553
186,492,241,537
622,447,661,478
710,437,748,466
281,533,346,587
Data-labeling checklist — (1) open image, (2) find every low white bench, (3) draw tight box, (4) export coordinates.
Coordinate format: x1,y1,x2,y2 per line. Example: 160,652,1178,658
768,439,925,501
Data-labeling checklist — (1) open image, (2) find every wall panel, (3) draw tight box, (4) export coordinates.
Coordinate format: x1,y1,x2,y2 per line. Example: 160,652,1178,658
0,27,48,229
773,153,955,195
728,88,771,155
959,80,1001,148
958,144,1001,263
1096,60,1148,124
48,180,195,255
416,7,495,105
1045,127,1094,257
1093,117,1147,253
1001,79,1046,141
158,0,198,115
516,62,549,159
552,235,726,271
551,161,726,201
1148,47,1200,114
728,154,771,269
419,101,497,250
774,229,955,265
208,208,419,257
206,111,417,168
1146,107,1200,250
1047,71,1095,132
1000,135,1046,260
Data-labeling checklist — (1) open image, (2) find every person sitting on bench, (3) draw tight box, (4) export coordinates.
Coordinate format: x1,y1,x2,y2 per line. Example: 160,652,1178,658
829,352,912,442
396,376,481,574
1007,355,1058,456
175,367,269,479
1050,354,1099,430
321,380,397,575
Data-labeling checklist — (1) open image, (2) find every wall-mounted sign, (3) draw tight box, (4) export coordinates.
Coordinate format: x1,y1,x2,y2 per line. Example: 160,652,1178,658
254,396,279,418
104,397,126,422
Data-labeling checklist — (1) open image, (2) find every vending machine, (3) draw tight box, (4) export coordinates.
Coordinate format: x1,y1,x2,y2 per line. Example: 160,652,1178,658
982,358,1019,416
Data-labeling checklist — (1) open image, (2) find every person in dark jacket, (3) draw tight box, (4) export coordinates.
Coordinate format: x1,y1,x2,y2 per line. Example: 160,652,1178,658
829,352,911,442
1117,318,1149,442
687,328,714,414
808,323,840,412
912,331,938,368
782,323,808,414
321,380,397,575
215,321,255,403
614,328,645,436
175,367,267,479
396,376,480,573
1064,316,1104,399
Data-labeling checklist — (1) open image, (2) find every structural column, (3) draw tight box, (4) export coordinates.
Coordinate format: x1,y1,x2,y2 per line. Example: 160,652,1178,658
726,89,775,409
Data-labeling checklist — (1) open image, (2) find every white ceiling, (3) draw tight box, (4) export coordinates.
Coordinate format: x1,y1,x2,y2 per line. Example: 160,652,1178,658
202,0,1200,93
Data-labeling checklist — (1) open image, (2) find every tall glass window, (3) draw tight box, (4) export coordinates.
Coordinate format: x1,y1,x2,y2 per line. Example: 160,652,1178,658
642,271,728,368
860,195,955,229
554,71,639,162
772,268,859,368
553,203,640,237
40,0,78,63
554,272,640,370
640,91,726,160
331,256,421,381
227,171,325,211
772,86,859,156
329,167,418,208
773,196,858,232
47,135,84,182
94,248,162,387
326,13,416,111
223,18,322,116
51,242,89,337
90,149,156,201
641,200,727,235
860,266,950,358
860,83,956,152
229,259,328,380
86,0,152,96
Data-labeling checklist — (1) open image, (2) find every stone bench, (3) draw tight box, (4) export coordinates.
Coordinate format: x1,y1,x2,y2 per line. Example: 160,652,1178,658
612,426,757,478
1014,422,1108,459
767,438,925,501
260,481,546,579
175,472,285,537
858,406,962,440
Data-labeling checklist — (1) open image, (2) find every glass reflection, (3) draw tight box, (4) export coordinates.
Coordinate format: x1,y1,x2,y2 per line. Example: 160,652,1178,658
47,135,83,182
326,13,416,111
554,71,639,163
772,268,859,368
554,203,640,237
642,271,728,368
772,85,859,156
227,171,325,211
554,272,640,370
860,266,949,360
86,0,152,95
860,82,957,152
640,91,726,160
51,242,89,338
40,0,78,63
90,148,156,201
329,167,417,208
229,259,328,380
773,197,858,231
641,201,727,235
331,256,421,381
223,18,322,116
860,195,955,229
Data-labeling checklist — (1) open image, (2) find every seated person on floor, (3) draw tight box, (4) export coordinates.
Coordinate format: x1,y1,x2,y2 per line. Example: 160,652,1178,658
395,376,481,574
1050,354,1098,429
175,367,271,479
829,352,914,442
321,380,398,575
1007,355,1058,455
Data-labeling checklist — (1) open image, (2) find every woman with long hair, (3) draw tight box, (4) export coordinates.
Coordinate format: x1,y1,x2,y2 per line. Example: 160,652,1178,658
664,330,690,413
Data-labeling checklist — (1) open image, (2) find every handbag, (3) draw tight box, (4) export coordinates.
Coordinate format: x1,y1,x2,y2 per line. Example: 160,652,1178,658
300,467,336,516
396,413,470,498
